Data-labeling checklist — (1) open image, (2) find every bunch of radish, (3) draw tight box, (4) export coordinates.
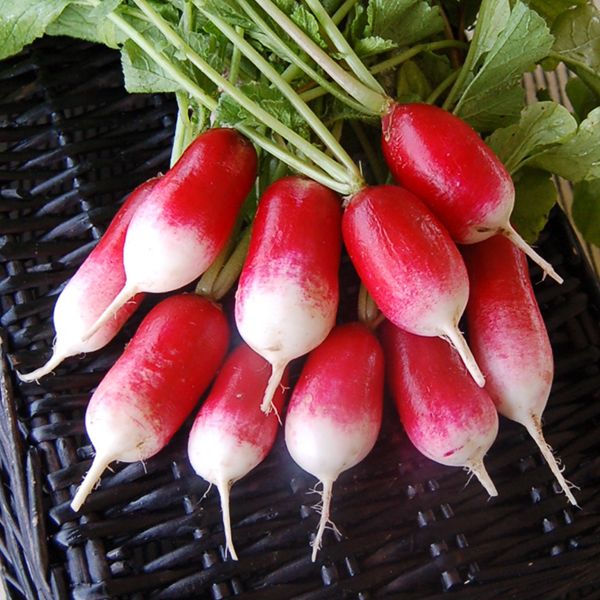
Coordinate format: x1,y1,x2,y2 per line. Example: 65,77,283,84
20,5,580,564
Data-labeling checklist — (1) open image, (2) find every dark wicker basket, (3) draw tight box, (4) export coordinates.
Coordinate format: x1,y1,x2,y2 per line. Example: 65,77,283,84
1,38,599,600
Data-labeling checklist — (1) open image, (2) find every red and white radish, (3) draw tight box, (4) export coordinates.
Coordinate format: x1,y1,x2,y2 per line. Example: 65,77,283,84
285,323,384,561
235,175,341,414
463,235,577,505
187,343,287,560
381,103,562,284
381,321,499,496
17,178,157,382
342,184,485,387
71,293,229,512
82,128,257,342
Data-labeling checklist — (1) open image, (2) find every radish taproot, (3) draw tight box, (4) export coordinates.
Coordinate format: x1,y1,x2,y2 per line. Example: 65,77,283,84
82,128,257,342
342,184,485,387
187,343,287,560
380,321,499,496
17,178,157,382
284,323,384,561
381,103,563,284
71,294,229,512
235,175,342,414
463,235,577,505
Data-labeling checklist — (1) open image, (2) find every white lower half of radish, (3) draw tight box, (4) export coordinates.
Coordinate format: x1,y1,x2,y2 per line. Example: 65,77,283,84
285,414,379,480
124,216,218,293
236,279,336,365
187,426,264,485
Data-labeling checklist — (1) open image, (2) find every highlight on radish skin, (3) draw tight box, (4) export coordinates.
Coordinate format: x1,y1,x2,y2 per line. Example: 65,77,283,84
463,235,578,505
342,184,485,388
381,321,499,497
381,103,563,284
17,178,157,382
81,128,257,343
235,176,342,414
187,344,287,560
71,294,229,512
284,324,384,561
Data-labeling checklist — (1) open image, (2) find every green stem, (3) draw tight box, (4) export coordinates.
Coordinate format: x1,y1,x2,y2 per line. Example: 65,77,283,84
198,3,363,186
212,227,252,301
443,0,495,111
171,92,191,166
255,0,389,114
550,51,598,81
278,0,358,85
108,9,351,193
303,0,385,94
350,121,386,185
235,0,372,116
426,69,460,105
134,0,353,189
229,26,244,84
371,40,467,76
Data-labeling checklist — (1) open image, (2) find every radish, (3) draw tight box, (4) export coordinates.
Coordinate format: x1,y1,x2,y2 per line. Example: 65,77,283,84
82,128,257,342
342,184,485,387
187,343,287,560
380,321,499,496
235,175,342,414
71,293,229,512
284,323,384,561
381,103,563,284
17,178,157,382
463,235,577,505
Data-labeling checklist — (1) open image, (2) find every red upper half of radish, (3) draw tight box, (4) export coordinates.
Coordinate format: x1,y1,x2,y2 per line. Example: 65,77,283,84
462,235,553,422
381,103,513,244
17,178,155,382
124,128,257,293
380,321,498,496
342,184,484,386
235,175,342,412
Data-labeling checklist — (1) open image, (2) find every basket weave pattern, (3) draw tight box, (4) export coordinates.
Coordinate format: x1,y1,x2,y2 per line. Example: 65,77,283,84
0,39,599,600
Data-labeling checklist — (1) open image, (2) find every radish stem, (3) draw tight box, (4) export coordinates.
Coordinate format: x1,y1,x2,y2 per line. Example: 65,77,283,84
254,0,389,114
71,452,115,512
217,479,239,560
234,0,369,115
441,325,486,388
426,70,460,105
134,0,354,189
197,4,363,187
524,415,578,506
311,479,334,562
303,0,385,94
108,5,351,193
502,224,564,284
371,40,467,76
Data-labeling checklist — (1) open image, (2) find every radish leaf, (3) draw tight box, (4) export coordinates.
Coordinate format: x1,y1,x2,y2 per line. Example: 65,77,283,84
487,101,577,173
572,179,600,245
453,1,554,132
0,0,70,60
512,167,558,243
531,106,600,181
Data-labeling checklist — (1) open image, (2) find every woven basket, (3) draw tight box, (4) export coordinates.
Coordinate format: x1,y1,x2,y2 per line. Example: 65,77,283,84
1,37,599,600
